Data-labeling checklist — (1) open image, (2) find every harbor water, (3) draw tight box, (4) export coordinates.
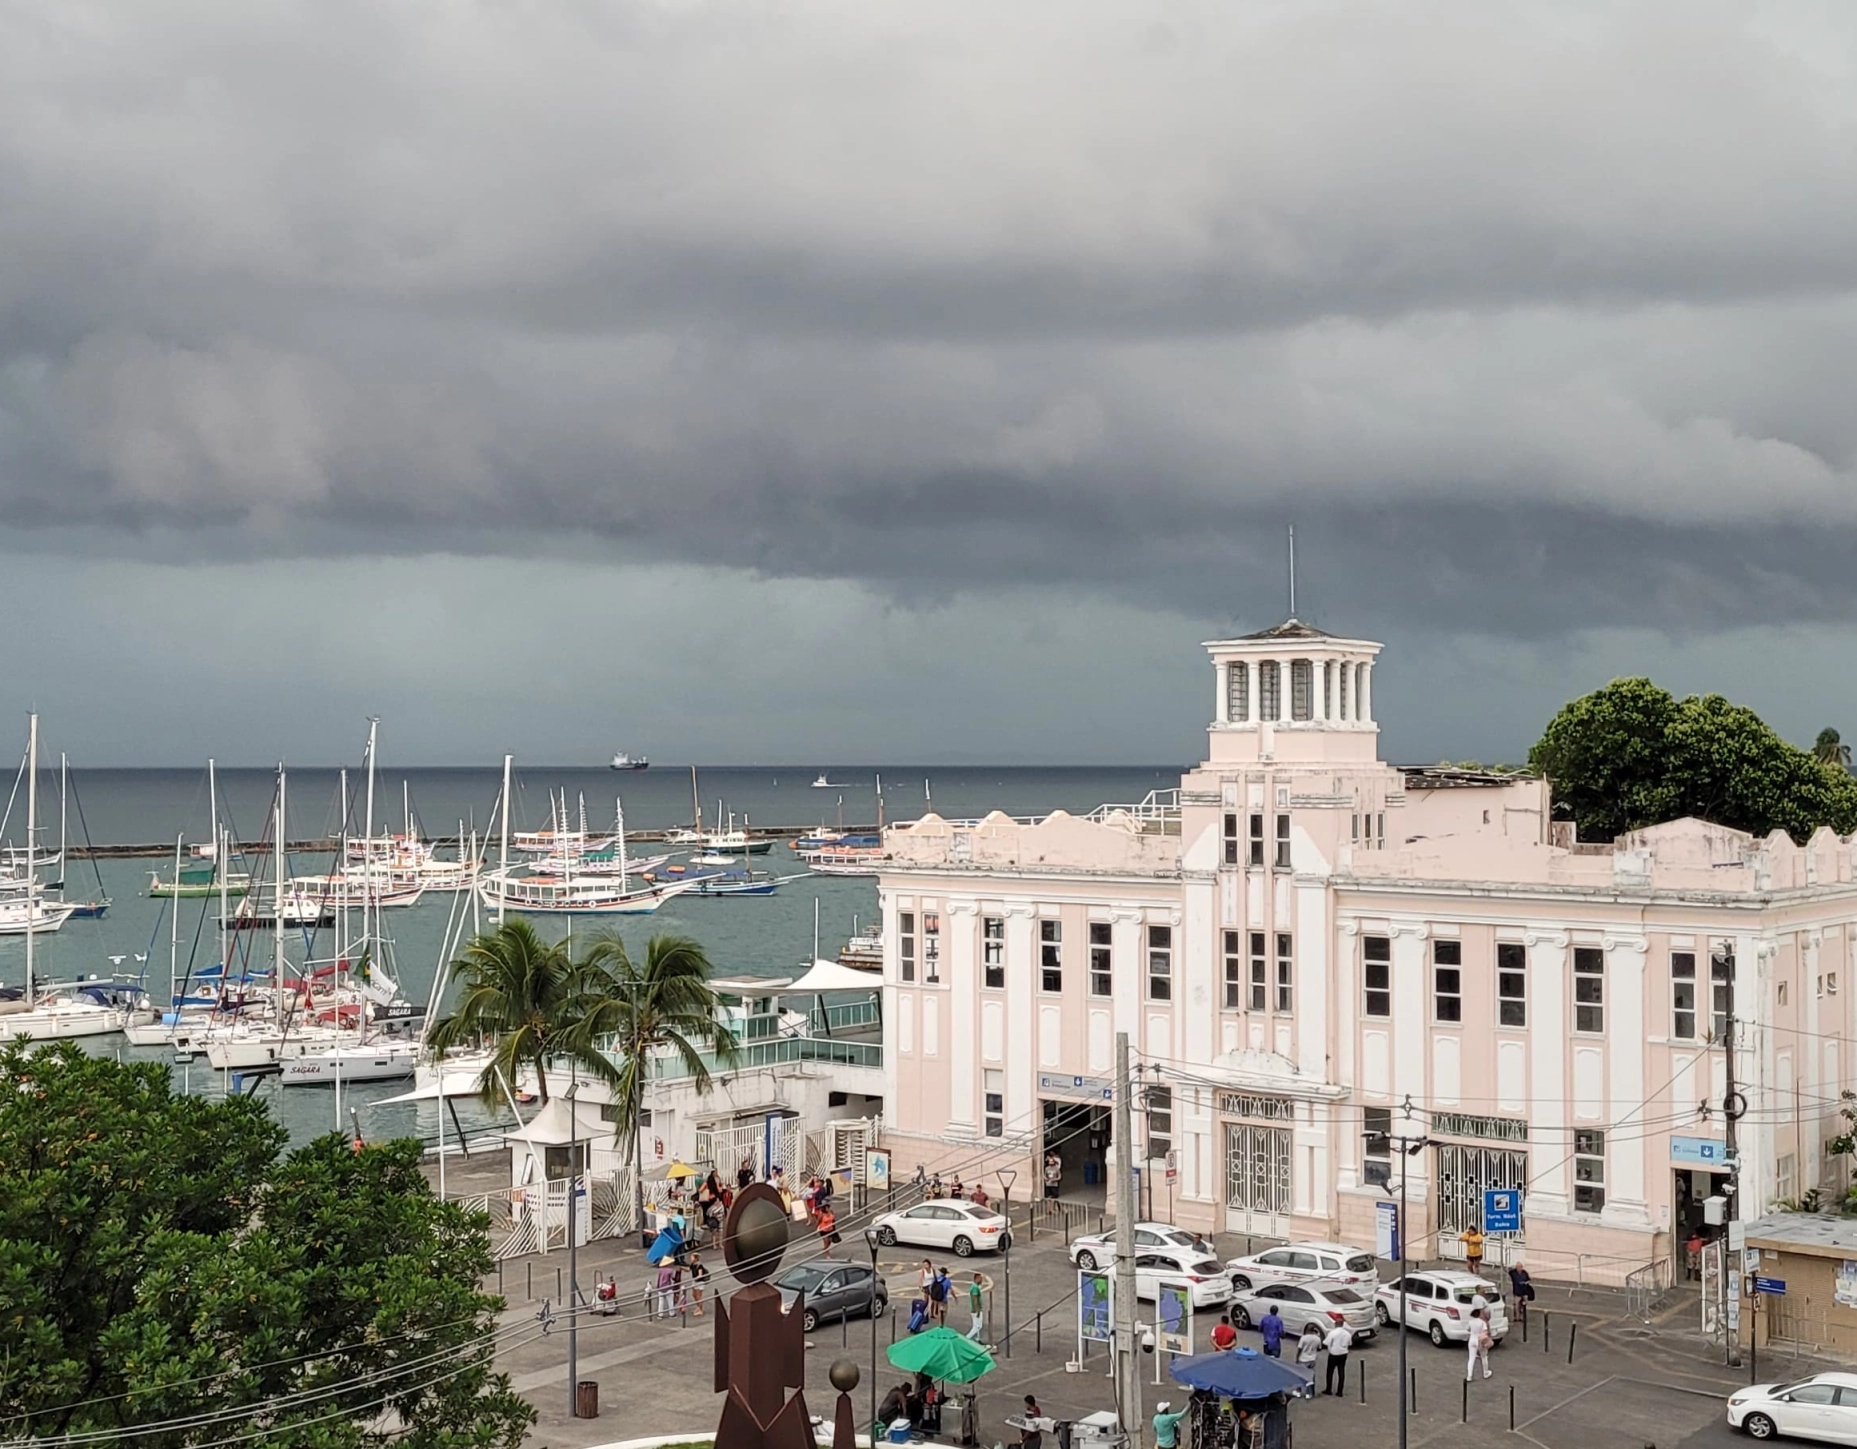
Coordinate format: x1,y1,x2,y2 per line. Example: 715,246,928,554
1,763,1180,1149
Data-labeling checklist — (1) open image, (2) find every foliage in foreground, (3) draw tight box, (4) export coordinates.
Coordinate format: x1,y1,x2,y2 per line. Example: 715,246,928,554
0,1042,534,1449
1528,678,1857,844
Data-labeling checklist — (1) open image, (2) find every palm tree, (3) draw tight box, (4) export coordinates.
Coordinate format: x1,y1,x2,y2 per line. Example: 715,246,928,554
425,917,589,1106
566,932,739,1226
1815,728,1853,772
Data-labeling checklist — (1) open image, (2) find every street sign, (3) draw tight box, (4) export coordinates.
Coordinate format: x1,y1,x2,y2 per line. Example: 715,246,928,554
1375,1200,1400,1260
1165,1149,1178,1184
1038,1073,1115,1101
1483,1188,1522,1234
1671,1135,1729,1168
1755,1277,1787,1296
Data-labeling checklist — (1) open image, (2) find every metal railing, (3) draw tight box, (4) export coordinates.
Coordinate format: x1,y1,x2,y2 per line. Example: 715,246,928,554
1085,789,1183,828
1624,1255,1674,1323
642,1034,881,1080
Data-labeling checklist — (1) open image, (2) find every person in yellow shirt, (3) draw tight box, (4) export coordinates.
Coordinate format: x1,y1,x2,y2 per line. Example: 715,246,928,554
1461,1225,1486,1278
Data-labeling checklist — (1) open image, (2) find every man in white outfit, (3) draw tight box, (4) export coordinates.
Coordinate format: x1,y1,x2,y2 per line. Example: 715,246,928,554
1465,1308,1493,1381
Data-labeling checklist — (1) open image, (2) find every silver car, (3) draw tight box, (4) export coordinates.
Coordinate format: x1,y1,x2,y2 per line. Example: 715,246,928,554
1231,1281,1377,1344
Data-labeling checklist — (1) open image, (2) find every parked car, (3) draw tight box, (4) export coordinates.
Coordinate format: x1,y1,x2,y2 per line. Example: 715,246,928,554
1728,1373,1857,1443
1230,1281,1376,1344
775,1261,888,1332
1225,1241,1379,1293
1130,1248,1234,1309
1373,1271,1509,1346
1069,1223,1202,1272
871,1199,1011,1256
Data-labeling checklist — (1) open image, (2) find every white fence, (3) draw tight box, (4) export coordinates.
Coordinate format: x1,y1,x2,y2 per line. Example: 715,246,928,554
454,1165,639,1261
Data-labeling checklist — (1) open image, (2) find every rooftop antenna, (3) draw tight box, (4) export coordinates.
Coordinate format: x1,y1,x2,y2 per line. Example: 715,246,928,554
1287,524,1297,619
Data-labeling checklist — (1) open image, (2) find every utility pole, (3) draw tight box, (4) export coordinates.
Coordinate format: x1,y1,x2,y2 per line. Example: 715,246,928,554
1373,1103,1428,1449
1723,951,1743,1367
568,1086,581,1415
1115,1033,1142,1449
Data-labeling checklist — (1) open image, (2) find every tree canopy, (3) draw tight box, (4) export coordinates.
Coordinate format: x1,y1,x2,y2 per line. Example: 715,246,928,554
0,1043,532,1449
1528,678,1857,844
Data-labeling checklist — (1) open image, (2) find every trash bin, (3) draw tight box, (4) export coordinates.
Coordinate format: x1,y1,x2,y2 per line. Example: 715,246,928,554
1083,1162,1098,1187
576,1380,599,1419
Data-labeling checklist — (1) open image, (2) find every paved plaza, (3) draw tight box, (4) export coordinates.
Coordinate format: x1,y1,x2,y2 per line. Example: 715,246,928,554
451,1185,1816,1449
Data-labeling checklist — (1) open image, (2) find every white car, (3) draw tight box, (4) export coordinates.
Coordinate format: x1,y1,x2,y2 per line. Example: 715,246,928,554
1069,1223,1203,1272
1132,1247,1234,1309
1373,1271,1509,1346
871,1199,1011,1257
1230,1281,1377,1344
1225,1241,1379,1293
1728,1373,1857,1443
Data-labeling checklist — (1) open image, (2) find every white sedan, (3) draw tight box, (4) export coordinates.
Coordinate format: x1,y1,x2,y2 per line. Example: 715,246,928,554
1069,1223,1203,1272
1729,1373,1857,1443
871,1200,1012,1257
1132,1248,1234,1309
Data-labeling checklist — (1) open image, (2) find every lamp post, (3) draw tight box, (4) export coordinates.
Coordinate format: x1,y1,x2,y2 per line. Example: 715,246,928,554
998,1169,1017,1358
1373,1128,1429,1449
865,1226,882,1434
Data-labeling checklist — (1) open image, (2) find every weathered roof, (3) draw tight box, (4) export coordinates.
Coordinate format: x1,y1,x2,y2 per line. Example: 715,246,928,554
1236,617,1333,641
1400,766,1536,789
1741,1213,1857,1256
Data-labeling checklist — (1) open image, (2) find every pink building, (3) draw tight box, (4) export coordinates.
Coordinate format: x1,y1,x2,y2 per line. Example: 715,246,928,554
877,618,1857,1283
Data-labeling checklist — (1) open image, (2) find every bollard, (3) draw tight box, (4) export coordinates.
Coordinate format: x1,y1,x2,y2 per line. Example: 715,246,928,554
1522,1306,1528,1343
1509,1386,1515,1432
843,1312,849,1347
1036,1310,1043,1354
527,1262,533,1299
1566,1321,1578,1365
1542,1311,1550,1353
1358,1358,1366,1404
1461,1380,1467,1424
497,1261,504,1295
556,1266,562,1299
1410,1367,1418,1414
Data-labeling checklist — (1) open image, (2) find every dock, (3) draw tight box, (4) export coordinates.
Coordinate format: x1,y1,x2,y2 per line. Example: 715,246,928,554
67,824,883,860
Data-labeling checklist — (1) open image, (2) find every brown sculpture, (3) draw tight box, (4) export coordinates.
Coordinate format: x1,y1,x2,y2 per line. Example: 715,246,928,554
714,1183,813,1449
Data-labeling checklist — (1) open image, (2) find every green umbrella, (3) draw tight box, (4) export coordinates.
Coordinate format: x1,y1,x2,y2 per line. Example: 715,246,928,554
886,1327,996,1385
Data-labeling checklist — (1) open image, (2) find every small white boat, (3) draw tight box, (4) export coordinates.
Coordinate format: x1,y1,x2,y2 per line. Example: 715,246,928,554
811,773,844,788
275,1036,419,1086
474,869,696,916
0,990,126,1041
0,892,78,935
610,751,649,771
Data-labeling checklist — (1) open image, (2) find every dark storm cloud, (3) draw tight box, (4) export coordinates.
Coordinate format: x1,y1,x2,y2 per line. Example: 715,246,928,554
3,0,1856,642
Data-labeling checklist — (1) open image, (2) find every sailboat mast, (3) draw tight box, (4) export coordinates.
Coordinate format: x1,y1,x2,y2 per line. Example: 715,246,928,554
23,714,36,1002
363,719,379,1003
616,797,629,887
57,752,67,889
690,765,701,833
168,832,182,1017
498,753,512,926
273,769,286,1032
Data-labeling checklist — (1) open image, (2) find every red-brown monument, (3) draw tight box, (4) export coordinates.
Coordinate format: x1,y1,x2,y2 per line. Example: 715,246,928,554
714,1183,815,1449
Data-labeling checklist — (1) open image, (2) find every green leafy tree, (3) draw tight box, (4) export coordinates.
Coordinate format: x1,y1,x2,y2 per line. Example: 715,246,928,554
1815,727,1853,772
426,916,590,1105
0,1042,532,1449
566,932,738,1225
1529,679,1857,843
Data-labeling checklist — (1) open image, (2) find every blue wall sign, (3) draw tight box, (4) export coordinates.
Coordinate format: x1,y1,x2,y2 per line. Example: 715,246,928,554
1483,1188,1522,1234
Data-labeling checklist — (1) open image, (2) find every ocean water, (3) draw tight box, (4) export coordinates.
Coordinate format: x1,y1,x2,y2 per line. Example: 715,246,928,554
4,764,1180,1149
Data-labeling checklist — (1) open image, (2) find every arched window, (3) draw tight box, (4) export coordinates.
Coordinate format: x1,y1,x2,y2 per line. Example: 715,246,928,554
1290,659,1313,721
1259,660,1281,721
1226,661,1249,722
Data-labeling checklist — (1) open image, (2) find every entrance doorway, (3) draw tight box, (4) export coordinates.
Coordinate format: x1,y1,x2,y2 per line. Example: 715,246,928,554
1223,1122,1292,1237
1042,1099,1110,1204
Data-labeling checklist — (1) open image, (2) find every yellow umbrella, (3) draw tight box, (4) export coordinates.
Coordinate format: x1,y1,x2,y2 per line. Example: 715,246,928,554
665,1160,697,1179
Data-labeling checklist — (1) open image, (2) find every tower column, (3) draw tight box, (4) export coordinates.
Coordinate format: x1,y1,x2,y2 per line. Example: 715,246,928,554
1359,663,1373,724
1216,663,1230,725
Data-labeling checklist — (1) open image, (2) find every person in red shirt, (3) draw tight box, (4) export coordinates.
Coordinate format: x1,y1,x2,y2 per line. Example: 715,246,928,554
1211,1314,1237,1351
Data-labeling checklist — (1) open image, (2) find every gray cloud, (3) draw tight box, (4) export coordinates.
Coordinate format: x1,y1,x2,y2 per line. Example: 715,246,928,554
3,0,1857,669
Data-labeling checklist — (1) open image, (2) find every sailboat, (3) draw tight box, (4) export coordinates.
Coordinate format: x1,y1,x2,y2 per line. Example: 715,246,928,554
663,765,706,845
0,716,122,1040
475,777,697,916
147,761,252,898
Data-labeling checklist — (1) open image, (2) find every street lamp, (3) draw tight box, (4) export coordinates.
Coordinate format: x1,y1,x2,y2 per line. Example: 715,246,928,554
865,1225,882,1434
997,1169,1017,1359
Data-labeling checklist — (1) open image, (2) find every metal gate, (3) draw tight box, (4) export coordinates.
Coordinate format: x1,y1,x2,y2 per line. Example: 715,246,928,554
1224,1124,1291,1236
1435,1144,1527,1240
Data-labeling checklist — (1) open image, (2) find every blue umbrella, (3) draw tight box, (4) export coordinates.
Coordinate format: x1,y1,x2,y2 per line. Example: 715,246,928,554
1169,1348,1314,1401
647,1222,685,1265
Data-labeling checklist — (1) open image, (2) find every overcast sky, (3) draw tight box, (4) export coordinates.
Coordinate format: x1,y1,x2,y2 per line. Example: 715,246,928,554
4,0,1856,766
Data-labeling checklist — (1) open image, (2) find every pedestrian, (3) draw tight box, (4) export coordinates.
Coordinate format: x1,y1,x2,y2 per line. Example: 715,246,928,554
1508,1263,1536,1323
1190,1231,1212,1257
970,1183,990,1209
966,1271,986,1343
1322,1320,1351,1396
1044,1152,1062,1200
816,1173,835,1215
1465,1308,1493,1381
949,1177,965,1201
1211,1313,1237,1352
918,1258,935,1301
654,1260,678,1320
689,1252,709,1316
1296,1320,1323,1371
818,1204,838,1258
913,1163,927,1194
879,1382,908,1427
674,1262,691,1316
737,1157,755,1190
1259,1304,1284,1358
1152,1401,1188,1449
1018,1395,1044,1449
928,1173,944,1200
931,1265,952,1323
1461,1224,1486,1279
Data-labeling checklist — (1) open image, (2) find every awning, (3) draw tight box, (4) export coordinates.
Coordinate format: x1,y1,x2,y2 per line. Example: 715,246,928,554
783,958,882,994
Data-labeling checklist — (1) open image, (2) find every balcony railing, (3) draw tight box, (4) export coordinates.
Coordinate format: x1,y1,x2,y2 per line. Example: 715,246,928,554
638,1034,883,1081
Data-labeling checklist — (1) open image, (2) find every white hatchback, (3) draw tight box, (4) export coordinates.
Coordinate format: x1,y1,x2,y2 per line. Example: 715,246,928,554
1225,1241,1379,1293
1231,1281,1377,1344
1373,1271,1509,1346
1130,1248,1234,1309
871,1200,1012,1257
1728,1373,1857,1443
